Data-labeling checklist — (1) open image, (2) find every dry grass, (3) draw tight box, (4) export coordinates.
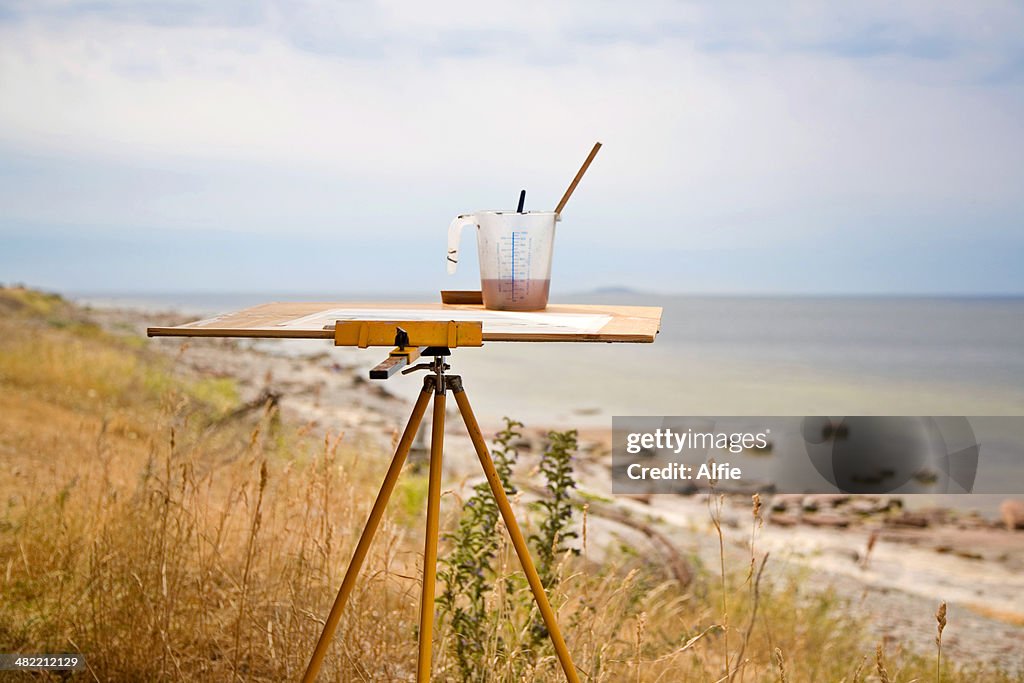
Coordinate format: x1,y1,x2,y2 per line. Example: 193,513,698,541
0,289,418,680
0,286,1021,682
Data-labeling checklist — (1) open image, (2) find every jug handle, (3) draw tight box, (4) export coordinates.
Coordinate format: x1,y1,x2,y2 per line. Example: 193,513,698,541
447,214,477,274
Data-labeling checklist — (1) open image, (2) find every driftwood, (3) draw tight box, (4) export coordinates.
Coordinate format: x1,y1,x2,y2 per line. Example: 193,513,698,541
521,483,693,588
219,389,281,422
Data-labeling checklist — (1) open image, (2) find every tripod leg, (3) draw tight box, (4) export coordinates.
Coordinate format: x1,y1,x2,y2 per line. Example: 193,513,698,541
301,386,432,683
416,387,446,682
451,385,581,683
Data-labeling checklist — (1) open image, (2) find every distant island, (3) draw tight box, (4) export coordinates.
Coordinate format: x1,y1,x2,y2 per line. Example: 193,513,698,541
585,286,645,295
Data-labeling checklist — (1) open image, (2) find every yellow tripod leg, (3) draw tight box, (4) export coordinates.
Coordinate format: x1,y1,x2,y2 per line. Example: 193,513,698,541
301,385,432,683
417,387,446,682
452,384,582,683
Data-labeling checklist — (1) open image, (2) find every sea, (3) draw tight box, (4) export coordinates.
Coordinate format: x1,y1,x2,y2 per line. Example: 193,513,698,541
72,291,1024,515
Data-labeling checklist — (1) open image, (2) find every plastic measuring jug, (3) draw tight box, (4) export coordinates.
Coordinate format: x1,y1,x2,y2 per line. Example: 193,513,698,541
447,210,559,311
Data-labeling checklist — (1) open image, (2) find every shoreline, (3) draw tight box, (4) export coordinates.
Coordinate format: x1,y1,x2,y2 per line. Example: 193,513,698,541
94,294,1021,515
90,301,1024,671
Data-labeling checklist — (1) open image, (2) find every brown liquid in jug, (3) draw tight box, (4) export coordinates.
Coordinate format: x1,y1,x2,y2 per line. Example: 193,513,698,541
480,278,550,311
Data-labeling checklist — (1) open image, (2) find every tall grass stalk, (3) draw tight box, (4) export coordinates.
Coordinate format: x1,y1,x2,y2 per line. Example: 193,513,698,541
936,601,947,682
708,480,730,678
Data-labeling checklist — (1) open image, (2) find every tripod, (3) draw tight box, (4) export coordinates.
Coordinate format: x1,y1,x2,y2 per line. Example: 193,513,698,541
301,348,580,683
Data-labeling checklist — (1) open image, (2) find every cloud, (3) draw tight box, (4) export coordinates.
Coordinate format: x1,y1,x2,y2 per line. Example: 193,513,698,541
0,1,1022,293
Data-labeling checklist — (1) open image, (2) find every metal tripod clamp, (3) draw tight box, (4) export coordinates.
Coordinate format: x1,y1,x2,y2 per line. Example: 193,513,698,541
344,319,475,379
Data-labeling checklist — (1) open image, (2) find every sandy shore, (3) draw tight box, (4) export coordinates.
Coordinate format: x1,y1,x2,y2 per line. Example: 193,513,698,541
96,304,1024,671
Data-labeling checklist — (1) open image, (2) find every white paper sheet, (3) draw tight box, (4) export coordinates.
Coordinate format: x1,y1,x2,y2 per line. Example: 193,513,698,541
276,308,612,335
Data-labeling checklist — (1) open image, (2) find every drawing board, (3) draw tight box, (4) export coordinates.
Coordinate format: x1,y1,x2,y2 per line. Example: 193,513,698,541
147,302,662,343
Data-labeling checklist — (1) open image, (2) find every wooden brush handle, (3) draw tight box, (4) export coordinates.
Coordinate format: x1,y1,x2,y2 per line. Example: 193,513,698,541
554,142,602,215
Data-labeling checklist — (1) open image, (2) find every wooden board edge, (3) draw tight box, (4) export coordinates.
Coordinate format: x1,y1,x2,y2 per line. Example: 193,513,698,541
146,327,655,343
147,327,335,339
480,333,657,343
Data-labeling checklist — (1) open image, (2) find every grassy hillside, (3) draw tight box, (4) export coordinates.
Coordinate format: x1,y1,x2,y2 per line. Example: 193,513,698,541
0,287,1019,681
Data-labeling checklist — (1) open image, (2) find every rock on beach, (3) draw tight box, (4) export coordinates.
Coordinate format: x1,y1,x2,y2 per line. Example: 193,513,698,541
1001,499,1024,531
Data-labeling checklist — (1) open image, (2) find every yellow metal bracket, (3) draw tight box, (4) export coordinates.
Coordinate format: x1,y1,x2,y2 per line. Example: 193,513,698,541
332,320,483,380
333,320,483,349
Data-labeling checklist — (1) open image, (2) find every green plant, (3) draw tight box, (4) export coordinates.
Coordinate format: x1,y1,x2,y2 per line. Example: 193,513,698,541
525,429,581,648
437,417,522,682
530,429,580,589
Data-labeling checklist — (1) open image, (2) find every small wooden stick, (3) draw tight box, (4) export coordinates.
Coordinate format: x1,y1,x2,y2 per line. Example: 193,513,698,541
440,290,483,305
554,142,602,215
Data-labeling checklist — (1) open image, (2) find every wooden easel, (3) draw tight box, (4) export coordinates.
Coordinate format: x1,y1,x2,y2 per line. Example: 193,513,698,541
149,301,661,682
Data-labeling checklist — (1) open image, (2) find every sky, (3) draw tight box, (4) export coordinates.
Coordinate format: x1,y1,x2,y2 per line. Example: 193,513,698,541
1,1,1023,296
